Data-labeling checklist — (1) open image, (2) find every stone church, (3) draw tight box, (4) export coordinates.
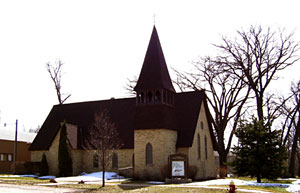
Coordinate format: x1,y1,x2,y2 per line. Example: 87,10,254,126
29,26,217,180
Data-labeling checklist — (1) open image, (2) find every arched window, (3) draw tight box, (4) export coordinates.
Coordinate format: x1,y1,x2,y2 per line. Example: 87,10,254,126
200,121,204,130
146,143,153,165
163,90,166,103
167,91,170,104
141,92,145,104
205,135,208,160
147,91,153,103
197,134,201,159
170,94,174,105
112,153,118,169
132,154,135,167
155,91,161,102
93,152,99,168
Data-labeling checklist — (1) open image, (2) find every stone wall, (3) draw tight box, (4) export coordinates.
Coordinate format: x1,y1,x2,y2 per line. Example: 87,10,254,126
31,129,60,176
31,127,134,176
188,103,217,180
79,149,134,176
134,129,177,180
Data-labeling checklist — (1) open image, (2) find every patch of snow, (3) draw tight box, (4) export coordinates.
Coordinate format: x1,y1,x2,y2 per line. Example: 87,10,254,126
19,175,38,178
0,174,38,178
186,178,299,192
148,181,165,184
54,171,124,182
287,180,300,193
81,171,124,180
38,176,55,179
189,179,250,186
55,176,101,182
292,179,300,185
38,182,78,186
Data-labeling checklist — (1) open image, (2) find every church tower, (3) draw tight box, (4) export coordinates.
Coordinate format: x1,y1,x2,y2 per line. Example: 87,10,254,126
134,26,178,180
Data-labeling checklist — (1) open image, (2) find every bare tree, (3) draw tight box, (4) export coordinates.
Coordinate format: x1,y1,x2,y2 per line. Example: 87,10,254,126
216,26,300,123
28,125,41,133
124,76,138,96
88,110,123,187
278,81,300,176
174,57,251,177
46,60,71,104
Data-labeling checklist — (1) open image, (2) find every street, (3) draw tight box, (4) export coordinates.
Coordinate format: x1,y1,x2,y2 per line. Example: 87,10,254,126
0,184,82,193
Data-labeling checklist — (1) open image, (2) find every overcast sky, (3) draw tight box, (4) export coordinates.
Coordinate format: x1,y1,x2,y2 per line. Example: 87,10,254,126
0,0,300,131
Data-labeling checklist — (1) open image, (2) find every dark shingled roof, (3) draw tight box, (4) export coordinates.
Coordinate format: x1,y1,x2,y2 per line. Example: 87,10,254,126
134,26,175,92
29,91,216,151
29,98,136,150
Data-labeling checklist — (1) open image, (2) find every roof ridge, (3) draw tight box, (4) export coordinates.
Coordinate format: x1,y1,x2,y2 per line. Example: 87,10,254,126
53,96,136,107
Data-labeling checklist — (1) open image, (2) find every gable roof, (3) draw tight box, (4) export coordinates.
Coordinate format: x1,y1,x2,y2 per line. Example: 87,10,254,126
29,91,216,151
134,26,175,92
29,97,136,150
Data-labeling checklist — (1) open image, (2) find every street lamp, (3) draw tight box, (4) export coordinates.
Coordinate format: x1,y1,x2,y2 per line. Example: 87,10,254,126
4,119,18,174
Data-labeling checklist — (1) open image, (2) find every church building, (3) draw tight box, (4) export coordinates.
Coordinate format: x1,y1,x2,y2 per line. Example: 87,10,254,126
29,26,217,180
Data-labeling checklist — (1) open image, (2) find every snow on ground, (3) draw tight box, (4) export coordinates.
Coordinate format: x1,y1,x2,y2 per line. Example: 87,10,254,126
187,178,300,193
0,174,38,178
37,176,55,179
54,171,124,182
287,179,300,193
2,173,300,192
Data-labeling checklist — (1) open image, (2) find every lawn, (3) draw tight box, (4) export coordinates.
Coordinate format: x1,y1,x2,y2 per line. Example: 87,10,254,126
0,175,291,192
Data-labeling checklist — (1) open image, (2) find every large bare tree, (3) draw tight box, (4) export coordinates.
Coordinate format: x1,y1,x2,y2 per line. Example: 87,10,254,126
278,80,300,176
216,26,300,123
174,57,251,177
175,25,300,177
46,60,71,104
88,110,123,187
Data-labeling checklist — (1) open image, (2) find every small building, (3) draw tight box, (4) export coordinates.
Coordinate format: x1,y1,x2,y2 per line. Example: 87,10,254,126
29,26,218,180
0,128,36,173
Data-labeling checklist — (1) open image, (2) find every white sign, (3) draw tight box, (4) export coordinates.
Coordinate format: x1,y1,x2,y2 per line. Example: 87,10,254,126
172,161,185,176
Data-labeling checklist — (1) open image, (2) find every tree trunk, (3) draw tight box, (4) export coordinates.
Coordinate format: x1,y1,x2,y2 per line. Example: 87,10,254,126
219,151,228,178
298,152,300,177
257,173,261,183
289,127,299,177
102,151,105,187
256,95,264,122
291,118,300,177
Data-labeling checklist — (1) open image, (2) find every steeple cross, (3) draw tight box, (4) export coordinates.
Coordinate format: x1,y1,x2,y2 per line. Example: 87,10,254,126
153,14,156,25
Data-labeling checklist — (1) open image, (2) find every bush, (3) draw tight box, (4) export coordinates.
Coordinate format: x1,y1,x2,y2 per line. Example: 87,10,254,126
11,161,42,175
188,165,198,180
160,165,169,179
58,121,73,176
40,154,49,176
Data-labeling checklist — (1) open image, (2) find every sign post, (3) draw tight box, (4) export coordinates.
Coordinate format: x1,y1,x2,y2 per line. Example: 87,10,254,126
166,153,191,183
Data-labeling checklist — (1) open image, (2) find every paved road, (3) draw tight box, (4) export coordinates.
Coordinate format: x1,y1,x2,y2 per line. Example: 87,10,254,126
0,184,82,193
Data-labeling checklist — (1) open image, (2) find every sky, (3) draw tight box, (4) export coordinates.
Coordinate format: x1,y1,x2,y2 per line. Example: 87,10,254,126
0,0,300,132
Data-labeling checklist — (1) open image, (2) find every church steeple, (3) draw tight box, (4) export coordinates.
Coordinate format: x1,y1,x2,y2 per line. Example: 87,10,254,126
135,26,175,106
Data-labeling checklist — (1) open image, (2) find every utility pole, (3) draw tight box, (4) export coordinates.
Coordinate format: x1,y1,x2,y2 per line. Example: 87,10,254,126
13,119,18,174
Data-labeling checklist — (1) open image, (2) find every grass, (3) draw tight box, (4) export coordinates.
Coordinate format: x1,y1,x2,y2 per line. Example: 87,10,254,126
0,175,292,192
241,186,289,193
59,184,229,192
233,177,294,184
0,176,49,185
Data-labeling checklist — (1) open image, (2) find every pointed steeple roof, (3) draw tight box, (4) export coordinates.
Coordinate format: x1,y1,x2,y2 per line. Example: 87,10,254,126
134,26,175,92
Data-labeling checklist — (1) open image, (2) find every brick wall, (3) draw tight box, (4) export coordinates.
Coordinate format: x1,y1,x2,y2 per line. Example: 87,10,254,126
0,140,31,173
